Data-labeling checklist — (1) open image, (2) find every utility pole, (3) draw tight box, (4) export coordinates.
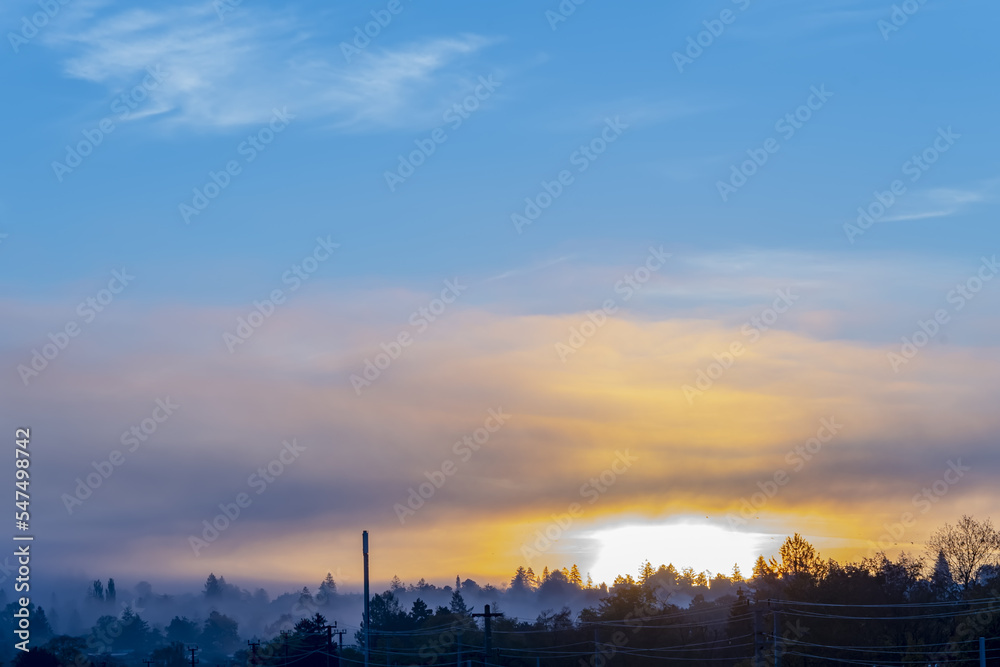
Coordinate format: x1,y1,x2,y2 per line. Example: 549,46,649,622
333,622,347,665
248,640,261,666
144,660,154,667
321,623,346,667
980,636,986,667
363,531,371,667
188,646,199,667
752,604,764,667
593,626,599,666
456,629,462,667
280,631,290,667
472,604,504,666
771,599,780,667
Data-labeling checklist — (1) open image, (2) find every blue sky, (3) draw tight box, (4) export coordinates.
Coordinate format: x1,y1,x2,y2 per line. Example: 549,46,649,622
3,0,997,303
2,0,1000,591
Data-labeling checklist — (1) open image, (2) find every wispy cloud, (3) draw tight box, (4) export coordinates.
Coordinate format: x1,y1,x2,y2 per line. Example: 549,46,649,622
488,255,574,282
549,97,713,135
726,0,890,42
883,182,995,222
43,3,496,129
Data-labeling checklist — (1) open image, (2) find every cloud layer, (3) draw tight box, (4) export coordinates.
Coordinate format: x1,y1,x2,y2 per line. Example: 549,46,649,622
4,250,1000,589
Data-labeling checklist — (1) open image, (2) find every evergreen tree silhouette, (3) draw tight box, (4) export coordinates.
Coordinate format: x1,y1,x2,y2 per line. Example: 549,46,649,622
449,589,469,615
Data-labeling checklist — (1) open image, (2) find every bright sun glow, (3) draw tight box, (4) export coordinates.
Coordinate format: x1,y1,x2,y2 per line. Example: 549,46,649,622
587,520,772,585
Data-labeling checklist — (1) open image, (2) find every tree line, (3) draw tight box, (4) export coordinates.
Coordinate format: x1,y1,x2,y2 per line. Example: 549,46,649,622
5,515,1000,666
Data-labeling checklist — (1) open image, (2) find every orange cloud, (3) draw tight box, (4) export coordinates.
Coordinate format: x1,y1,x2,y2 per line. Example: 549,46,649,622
5,274,999,589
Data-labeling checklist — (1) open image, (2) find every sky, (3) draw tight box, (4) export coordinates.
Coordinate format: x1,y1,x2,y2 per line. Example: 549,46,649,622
1,0,999,597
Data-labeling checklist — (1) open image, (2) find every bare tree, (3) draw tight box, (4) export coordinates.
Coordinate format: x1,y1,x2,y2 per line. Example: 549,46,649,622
927,515,1000,589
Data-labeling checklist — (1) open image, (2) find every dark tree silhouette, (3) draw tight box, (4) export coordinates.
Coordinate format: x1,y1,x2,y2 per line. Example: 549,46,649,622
37,635,86,666
409,597,432,624
89,580,104,601
32,606,54,644
150,641,188,667
930,548,956,595
928,514,1000,589
318,572,338,602
449,589,469,615
117,606,152,652
13,648,59,667
166,616,199,644
509,566,531,593
203,572,223,598
200,610,240,655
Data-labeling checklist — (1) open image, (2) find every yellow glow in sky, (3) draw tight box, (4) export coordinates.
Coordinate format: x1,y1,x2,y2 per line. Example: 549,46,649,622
586,520,772,584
